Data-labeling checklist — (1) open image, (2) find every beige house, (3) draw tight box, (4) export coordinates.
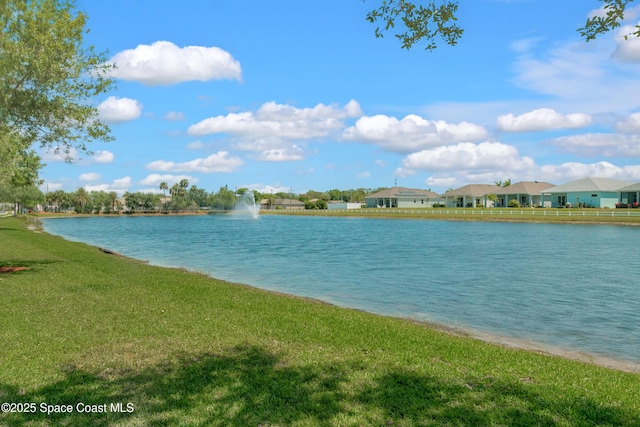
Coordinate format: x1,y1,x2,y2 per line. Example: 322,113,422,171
441,184,500,208
365,187,439,208
269,198,305,210
490,181,555,207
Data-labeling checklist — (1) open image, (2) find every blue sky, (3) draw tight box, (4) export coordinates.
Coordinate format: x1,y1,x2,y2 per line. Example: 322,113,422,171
40,0,640,195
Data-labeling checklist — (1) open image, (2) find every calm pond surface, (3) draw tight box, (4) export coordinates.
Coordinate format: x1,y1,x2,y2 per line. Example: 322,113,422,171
41,214,640,365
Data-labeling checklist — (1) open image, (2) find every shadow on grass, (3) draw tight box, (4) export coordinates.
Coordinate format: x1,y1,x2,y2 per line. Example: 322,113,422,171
0,345,637,426
356,371,636,426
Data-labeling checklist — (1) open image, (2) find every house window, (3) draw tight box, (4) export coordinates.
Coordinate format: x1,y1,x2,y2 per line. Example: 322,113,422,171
591,194,597,197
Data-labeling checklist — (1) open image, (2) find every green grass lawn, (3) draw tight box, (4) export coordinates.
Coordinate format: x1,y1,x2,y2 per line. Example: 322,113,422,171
1,216,639,426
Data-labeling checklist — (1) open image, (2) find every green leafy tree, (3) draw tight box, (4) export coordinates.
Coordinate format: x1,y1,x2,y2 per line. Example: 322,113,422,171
169,179,190,212
327,189,343,201
210,186,236,211
169,183,187,212
122,191,157,213
108,191,118,213
0,182,43,214
45,189,71,212
0,0,115,190
188,185,208,208
142,192,159,211
580,0,638,41
90,190,109,213
44,191,55,212
350,188,369,202
315,199,328,209
301,190,330,201
72,187,91,213
364,1,638,51
123,191,139,212
366,0,462,51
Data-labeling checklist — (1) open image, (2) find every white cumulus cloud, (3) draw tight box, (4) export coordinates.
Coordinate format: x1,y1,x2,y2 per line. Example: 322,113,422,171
41,148,114,164
401,142,535,173
84,176,131,194
112,176,132,189
510,35,640,112
497,108,592,132
187,100,361,162
146,151,243,173
107,41,241,85
98,96,142,123
551,133,640,157
164,111,186,121
139,174,197,187
616,112,640,133
188,100,361,139
79,172,101,182
612,23,640,62
342,114,488,153
92,150,115,164
186,140,206,150
246,184,292,194
539,161,640,182
255,145,305,162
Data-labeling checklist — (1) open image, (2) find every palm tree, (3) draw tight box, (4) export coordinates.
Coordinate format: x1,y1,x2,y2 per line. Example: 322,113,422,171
72,187,91,212
170,183,185,212
44,191,55,212
108,191,118,213
159,181,168,212
178,179,189,211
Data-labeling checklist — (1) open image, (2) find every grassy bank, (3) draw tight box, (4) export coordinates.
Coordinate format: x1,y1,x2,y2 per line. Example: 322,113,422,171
1,216,639,426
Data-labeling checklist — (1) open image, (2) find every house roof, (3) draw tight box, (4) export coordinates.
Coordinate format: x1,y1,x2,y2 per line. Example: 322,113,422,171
273,198,305,206
365,187,438,199
544,177,634,193
440,184,500,197
491,181,555,195
617,182,640,192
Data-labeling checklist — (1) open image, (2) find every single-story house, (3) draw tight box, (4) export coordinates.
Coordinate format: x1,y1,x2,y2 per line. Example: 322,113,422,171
262,198,306,210
617,182,640,207
365,187,438,208
543,177,634,208
490,181,555,207
440,184,500,208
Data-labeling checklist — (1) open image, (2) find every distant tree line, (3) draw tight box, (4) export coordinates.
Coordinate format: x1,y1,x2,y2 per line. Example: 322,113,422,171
1,181,391,215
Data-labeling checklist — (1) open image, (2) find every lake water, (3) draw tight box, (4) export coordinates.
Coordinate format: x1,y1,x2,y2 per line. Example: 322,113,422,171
41,214,640,366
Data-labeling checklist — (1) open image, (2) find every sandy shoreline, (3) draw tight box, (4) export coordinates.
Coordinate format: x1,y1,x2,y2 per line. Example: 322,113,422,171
461,327,640,373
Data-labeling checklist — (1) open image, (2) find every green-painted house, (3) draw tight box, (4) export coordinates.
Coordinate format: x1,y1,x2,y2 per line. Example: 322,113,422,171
543,177,634,208
617,182,640,207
